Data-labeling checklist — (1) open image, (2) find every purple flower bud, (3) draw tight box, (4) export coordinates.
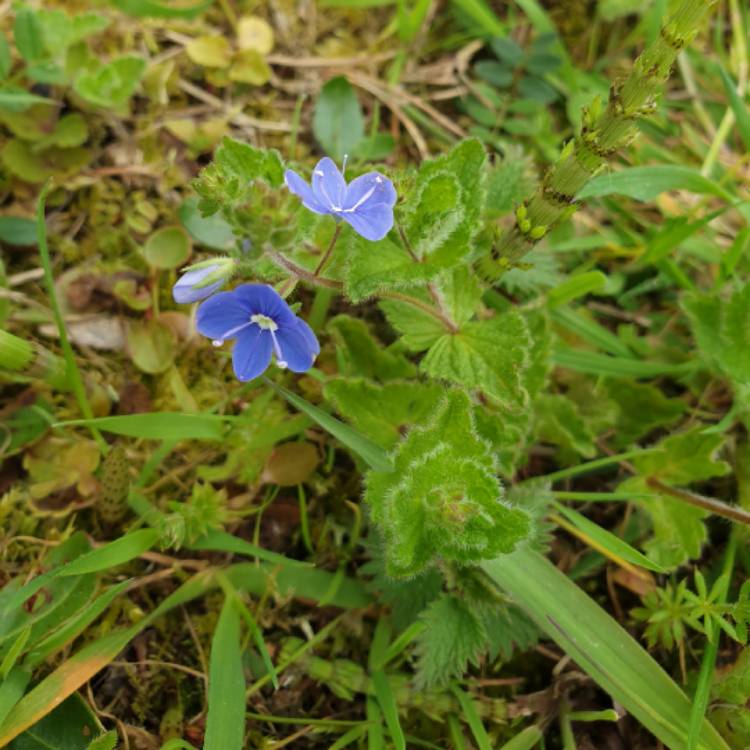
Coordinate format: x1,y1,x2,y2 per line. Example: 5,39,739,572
172,258,235,304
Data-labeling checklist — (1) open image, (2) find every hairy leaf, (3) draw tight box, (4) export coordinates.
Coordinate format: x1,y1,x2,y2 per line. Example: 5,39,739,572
323,378,442,450
683,284,750,388
328,315,415,381
365,389,529,578
420,310,531,412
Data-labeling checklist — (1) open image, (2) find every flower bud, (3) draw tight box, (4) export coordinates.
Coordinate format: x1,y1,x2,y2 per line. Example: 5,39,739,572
172,257,236,304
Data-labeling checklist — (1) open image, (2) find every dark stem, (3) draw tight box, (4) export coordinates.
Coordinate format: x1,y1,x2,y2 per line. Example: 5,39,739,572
314,224,342,277
646,478,750,527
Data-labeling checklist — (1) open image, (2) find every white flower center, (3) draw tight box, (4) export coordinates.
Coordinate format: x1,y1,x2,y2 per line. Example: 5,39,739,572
250,313,278,331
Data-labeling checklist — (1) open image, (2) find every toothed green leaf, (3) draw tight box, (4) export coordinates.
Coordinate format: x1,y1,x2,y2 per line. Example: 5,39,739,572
365,389,529,578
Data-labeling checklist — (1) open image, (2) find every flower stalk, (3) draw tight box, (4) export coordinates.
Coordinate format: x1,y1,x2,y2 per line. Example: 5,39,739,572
480,0,718,277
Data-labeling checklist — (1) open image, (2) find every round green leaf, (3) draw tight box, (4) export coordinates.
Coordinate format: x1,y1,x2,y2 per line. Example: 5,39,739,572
142,225,192,269
126,319,177,374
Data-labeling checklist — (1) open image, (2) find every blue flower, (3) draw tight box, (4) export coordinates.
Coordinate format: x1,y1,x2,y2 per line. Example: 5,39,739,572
173,258,235,304
196,284,320,381
284,157,396,241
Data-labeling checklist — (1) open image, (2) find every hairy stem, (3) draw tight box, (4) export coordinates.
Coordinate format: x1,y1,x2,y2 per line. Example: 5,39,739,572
479,0,717,278
314,224,342,277
647,478,750,526
266,249,456,331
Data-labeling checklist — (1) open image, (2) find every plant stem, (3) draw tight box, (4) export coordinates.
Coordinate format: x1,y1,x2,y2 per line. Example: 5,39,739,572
266,249,455,331
36,183,106,451
479,0,718,276
314,224,342,277
646,478,750,526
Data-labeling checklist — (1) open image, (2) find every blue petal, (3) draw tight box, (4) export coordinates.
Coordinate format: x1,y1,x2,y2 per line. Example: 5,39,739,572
343,172,396,212
311,157,346,210
285,169,330,215
196,291,253,340
342,202,395,241
172,266,224,304
233,284,297,327
232,327,273,381
275,319,320,372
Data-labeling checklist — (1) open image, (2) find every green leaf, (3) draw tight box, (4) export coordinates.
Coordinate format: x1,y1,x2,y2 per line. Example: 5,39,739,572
718,65,750,154
73,55,146,109
142,225,192,269
86,731,118,750
343,140,486,300
534,393,597,459
126,318,176,374
323,378,443,450
112,0,214,19
577,165,732,202
268,381,393,473
8,694,103,750
0,217,36,246
312,76,365,160
0,36,12,80
632,428,731,486
37,9,109,57
415,595,486,687
214,136,284,187
186,35,232,68
204,597,245,750
14,8,45,63
604,379,686,447
365,389,529,578
0,89,54,113
421,310,531,411
371,671,405,750
379,297,445,352
58,529,159,576
179,196,236,250
401,138,486,265
547,271,607,307
484,148,535,217
328,315,415,380
54,412,226,441
683,283,750,388
553,501,667,573
622,429,730,569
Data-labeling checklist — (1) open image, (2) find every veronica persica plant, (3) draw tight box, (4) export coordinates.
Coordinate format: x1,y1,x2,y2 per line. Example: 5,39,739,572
196,284,320,381
284,157,396,241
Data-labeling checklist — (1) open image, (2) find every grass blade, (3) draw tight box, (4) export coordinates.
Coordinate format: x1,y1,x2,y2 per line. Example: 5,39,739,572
499,725,544,750
54,412,227,441
204,596,245,750
717,65,750,153
268,380,394,473
483,547,730,750
554,346,695,378
371,671,405,750
552,501,667,573
450,686,492,750
58,529,159,576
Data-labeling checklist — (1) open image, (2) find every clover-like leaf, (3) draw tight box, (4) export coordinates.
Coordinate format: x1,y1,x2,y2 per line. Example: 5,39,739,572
365,389,529,578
